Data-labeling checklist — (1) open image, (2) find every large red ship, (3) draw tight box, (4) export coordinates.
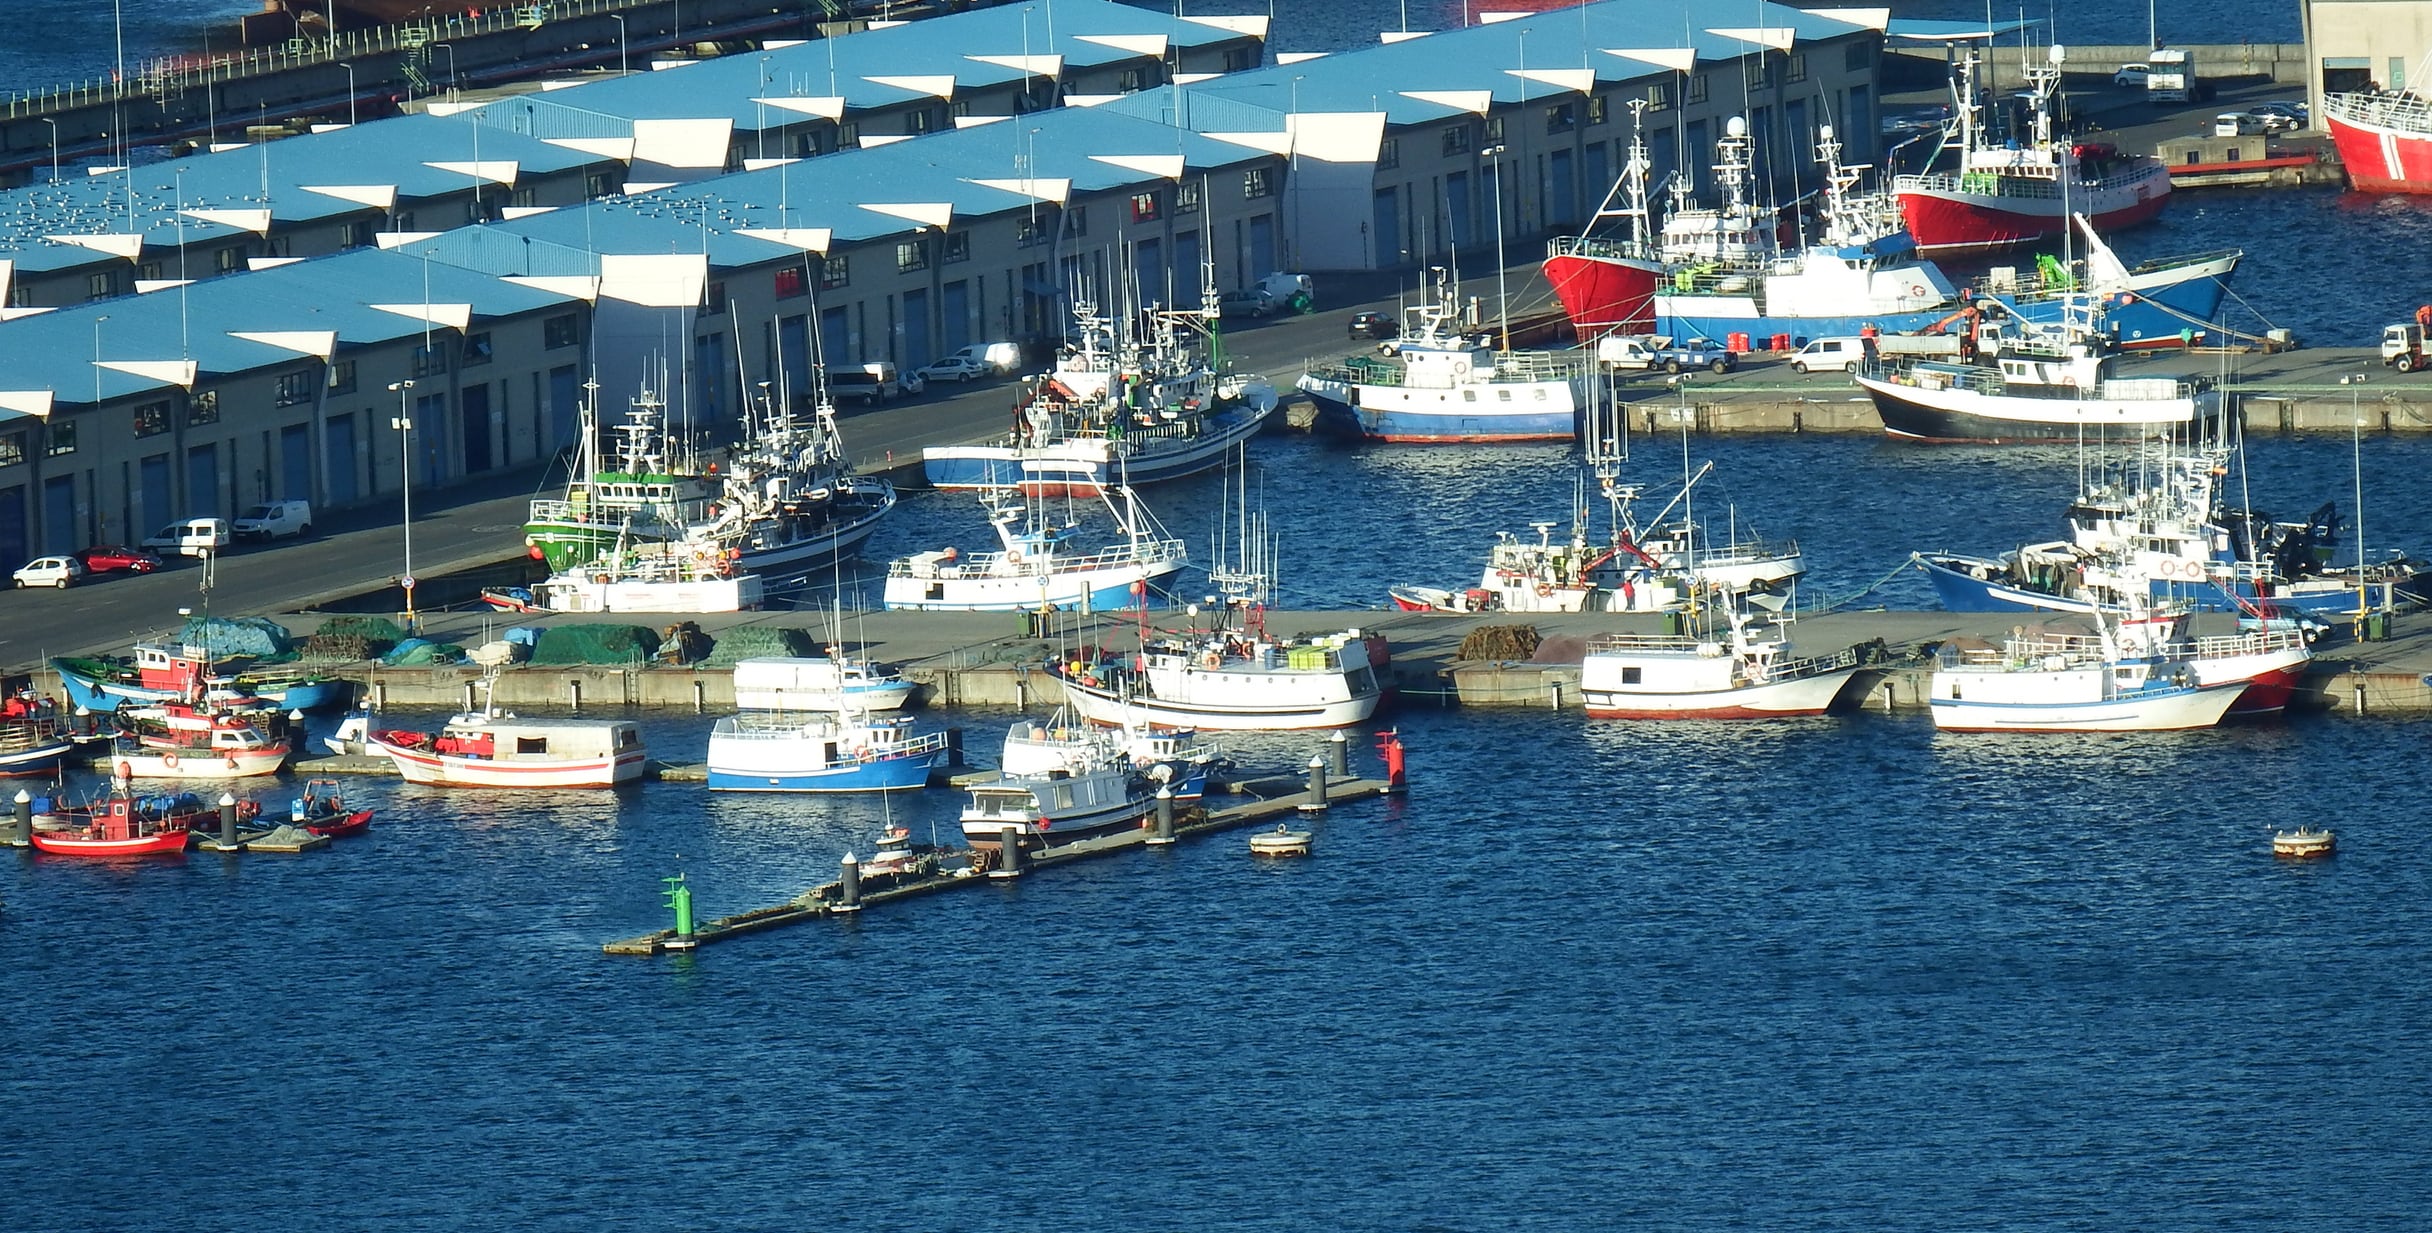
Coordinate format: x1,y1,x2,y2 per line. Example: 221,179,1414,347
2322,89,2432,193
1892,50,2171,257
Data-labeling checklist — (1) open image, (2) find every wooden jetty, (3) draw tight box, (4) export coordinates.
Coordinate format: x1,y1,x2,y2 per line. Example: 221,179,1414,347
601,772,1395,956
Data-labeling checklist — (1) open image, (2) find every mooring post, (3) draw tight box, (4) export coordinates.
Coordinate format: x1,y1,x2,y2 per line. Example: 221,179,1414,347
993,825,1025,879
1377,730,1407,793
373,680,388,710
692,678,705,714
836,852,862,913
1327,729,1349,777
12,788,30,847
945,726,965,767
568,679,582,713
1300,754,1329,813
1148,785,1176,846
2353,677,2367,716
72,706,93,737
463,680,477,711
217,792,239,851
1548,679,1563,710
663,875,696,950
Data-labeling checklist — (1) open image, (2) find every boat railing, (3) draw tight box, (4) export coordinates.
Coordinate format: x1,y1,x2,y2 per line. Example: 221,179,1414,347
1584,632,1861,678
1940,634,2110,668
1895,164,2160,200
2326,90,2432,132
1546,235,1651,261
1488,350,1592,381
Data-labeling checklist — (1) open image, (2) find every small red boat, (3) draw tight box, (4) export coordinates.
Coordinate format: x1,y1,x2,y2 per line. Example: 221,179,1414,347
293,780,373,838
30,790,200,857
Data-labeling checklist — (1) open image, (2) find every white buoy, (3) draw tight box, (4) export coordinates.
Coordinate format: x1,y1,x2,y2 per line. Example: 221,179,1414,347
1249,823,1312,858
2273,826,2335,859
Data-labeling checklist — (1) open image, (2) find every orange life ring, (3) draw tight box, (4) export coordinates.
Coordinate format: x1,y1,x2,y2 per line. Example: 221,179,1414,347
1908,284,1928,297
226,755,240,770
1534,583,1555,598
115,760,132,779
162,752,180,769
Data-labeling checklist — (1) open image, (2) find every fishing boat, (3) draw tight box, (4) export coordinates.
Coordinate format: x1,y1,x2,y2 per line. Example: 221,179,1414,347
882,484,1187,612
682,393,896,583
1295,266,1588,443
2111,603,2313,717
51,640,347,713
705,708,947,793
860,824,938,882
1926,618,2246,732
486,538,765,615
522,383,719,572
730,653,916,714
960,730,1155,868
1892,49,2173,257
291,781,373,838
1545,104,2233,350
28,782,210,857
924,286,1278,495
1002,710,1219,801
1912,445,2426,619
2321,83,2432,194
1579,610,1871,719
0,690,81,776
363,683,646,788
1854,298,2223,443
112,703,290,779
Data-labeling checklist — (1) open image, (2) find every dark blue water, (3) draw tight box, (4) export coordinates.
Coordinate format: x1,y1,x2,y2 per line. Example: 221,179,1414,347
9,706,2432,1230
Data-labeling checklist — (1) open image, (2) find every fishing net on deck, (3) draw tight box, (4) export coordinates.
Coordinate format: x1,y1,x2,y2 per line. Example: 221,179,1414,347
698,625,819,667
380,638,464,667
1457,625,1541,662
303,616,408,661
526,625,660,667
180,616,298,661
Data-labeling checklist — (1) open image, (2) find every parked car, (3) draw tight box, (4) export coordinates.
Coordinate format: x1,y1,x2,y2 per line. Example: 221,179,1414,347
2250,100,2309,127
2212,112,2268,137
13,556,86,589
140,517,231,558
233,499,311,540
915,355,992,384
1217,289,1276,320
1595,334,1738,375
940,341,1023,373
74,545,160,574
1348,311,1398,341
1790,337,1865,374
825,362,901,406
2113,63,2150,87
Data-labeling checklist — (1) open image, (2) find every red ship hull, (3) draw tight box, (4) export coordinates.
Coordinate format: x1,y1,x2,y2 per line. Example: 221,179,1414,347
2324,110,2432,193
1541,251,1660,338
1897,167,2172,257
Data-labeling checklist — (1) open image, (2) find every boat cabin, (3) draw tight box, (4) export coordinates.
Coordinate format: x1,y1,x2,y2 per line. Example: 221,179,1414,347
435,718,643,761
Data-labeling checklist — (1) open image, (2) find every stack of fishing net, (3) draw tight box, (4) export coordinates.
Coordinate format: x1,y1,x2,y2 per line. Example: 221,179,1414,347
1456,625,1541,662
526,624,660,666
180,615,297,661
698,625,819,667
303,615,408,661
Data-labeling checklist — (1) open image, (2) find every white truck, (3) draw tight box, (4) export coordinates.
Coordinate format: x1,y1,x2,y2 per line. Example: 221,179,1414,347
2147,48,2193,104
2382,322,2427,372
233,499,312,540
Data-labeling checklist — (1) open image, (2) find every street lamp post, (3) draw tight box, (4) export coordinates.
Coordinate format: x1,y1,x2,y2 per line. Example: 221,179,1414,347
389,380,418,630
41,118,58,183
2349,371,2370,630
1482,143,1510,349
434,43,458,101
609,14,628,75
338,61,356,126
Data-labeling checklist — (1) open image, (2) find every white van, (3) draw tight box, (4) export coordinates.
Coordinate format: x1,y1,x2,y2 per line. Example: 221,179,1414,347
944,341,1023,373
826,362,900,405
1790,337,1866,374
233,499,312,541
141,517,232,558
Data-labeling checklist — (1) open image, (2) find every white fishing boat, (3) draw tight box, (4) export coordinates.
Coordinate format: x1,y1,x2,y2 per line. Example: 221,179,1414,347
961,728,1154,869
1927,617,2246,732
363,681,646,788
730,653,916,713
882,484,1186,612
1002,709,1220,798
1855,297,2224,443
684,391,896,582
1295,265,1588,443
111,701,290,779
705,709,946,793
924,282,1278,495
1579,611,1870,719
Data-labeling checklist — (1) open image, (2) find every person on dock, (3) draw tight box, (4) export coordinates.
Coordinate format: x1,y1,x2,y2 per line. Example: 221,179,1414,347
1859,323,1879,363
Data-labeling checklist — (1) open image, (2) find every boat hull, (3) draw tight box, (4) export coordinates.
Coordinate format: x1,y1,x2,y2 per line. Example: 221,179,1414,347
117,745,289,778
1061,674,1382,731
1581,666,1862,719
1541,250,1661,338
370,741,647,788
1858,373,2216,444
1895,165,2173,256
0,737,76,776
883,559,1184,612
31,827,191,856
922,395,1276,494
1914,552,2416,620
705,727,945,793
959,795,1154,851
2323,98,2432,193
1928,679,2244,731
1293,377,1580,443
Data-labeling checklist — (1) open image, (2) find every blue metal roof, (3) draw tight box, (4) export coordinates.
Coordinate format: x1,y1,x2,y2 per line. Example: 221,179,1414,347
0,111,612,276
1,247,581,407
400,104,1266,279
1132,0,1880,127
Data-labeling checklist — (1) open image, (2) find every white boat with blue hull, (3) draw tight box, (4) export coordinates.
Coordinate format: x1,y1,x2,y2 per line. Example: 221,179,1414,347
882,485,1186,613
923,290,1279,494
1929,624,2247,732
962,727,1155,866
705,711,946,793
1295,267,1587,444
731,654,916,714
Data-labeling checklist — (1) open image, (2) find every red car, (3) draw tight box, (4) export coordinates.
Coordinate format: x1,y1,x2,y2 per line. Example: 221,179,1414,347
75,545,161,575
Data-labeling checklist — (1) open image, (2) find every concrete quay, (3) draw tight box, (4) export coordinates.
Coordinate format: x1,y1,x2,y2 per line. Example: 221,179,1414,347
197,602,2432,718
